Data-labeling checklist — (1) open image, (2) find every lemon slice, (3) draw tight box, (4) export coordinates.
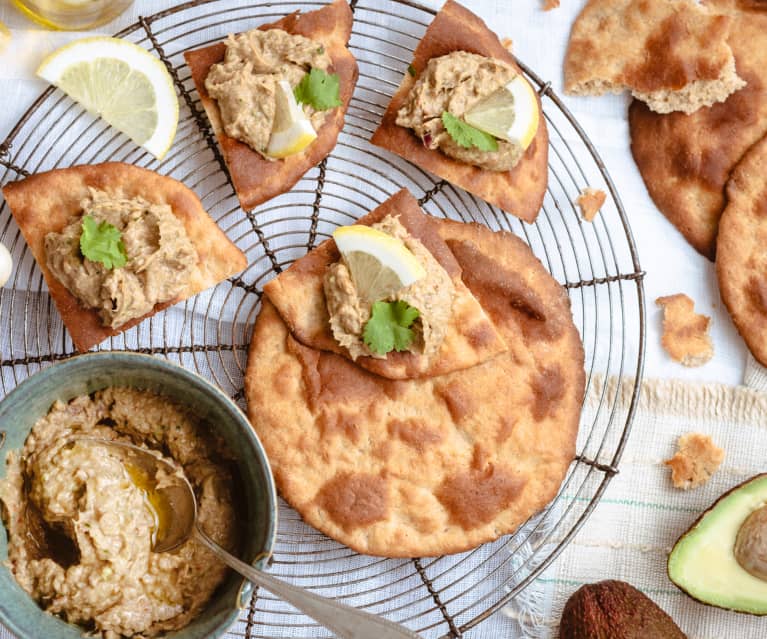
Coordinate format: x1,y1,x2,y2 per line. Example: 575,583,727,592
0,21,10,54
266,80,317,158
333,225,426,303
464,74,539,150
37,37,179,160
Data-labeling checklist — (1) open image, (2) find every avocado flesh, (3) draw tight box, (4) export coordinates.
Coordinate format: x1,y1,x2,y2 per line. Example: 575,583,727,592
668,474,767,614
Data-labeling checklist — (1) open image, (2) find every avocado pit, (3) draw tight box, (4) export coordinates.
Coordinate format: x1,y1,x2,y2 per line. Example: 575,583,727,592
735,504,767,581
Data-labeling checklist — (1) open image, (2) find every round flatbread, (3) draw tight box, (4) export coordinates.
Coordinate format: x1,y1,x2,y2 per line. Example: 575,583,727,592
629,0,767,260
245,218,584,557
716,135,767,367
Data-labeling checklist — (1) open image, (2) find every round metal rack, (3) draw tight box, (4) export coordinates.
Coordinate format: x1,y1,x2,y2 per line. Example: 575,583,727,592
0,1,646,637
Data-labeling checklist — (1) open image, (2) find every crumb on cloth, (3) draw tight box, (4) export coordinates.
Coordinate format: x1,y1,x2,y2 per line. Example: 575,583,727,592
656,293,713,367
543,0,560,10
501,37,513,53
576,187,606,221
665,433,724,490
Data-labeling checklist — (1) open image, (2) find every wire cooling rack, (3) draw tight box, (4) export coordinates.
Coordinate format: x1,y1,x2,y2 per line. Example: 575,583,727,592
0,1,646,637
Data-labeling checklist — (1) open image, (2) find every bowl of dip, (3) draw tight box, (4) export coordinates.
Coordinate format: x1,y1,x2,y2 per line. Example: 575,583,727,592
0,352,278,639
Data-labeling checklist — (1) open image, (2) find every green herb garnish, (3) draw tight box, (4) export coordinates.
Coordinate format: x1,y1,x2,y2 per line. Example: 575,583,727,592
441,111,498,152
79,215,127,269
294,68,342,111
363,300,420,355
407,64,417,77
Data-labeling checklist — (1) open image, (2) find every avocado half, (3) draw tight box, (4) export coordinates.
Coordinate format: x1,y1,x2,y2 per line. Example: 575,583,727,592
668,473,767,614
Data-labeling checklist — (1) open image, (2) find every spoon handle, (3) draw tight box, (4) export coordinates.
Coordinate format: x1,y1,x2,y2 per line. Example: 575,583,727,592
194,527,423,639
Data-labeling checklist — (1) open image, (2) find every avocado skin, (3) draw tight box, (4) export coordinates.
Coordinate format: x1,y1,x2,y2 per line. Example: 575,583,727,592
559,580,687,639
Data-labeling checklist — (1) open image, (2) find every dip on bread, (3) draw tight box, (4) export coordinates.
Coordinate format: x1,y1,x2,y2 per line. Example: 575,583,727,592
396,51,523,171
205,28,333,157
324,215,455,360
44,188,197,329
0,388,238,638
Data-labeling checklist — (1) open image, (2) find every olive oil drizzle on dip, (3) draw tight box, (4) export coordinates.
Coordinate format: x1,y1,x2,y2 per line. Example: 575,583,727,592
0,388,239,638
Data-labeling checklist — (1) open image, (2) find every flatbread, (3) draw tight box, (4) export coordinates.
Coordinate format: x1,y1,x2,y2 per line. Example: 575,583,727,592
370,0,549,224
264,189,508,379
184,0,358,212
565,0,743,114
629,0,767,259
245,216,584,557
2,162,247,352
717,135,767,367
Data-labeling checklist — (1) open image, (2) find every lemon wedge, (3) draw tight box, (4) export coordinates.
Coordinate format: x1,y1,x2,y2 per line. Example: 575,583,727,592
37,37,179,160
333,225,426,303
464,74,539,150
266,80,317,158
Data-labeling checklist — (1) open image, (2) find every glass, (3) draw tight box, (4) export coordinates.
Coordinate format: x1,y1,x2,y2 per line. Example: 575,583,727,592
11,0,134,30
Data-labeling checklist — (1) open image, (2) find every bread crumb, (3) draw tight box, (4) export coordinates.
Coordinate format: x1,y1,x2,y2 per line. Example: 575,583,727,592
576,188,606,221
665,433,724,489
656,294,713,366
543,0,560,10
501,37,514,54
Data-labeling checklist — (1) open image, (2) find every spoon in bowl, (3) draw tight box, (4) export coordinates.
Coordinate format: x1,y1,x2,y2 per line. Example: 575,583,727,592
77,437,422,639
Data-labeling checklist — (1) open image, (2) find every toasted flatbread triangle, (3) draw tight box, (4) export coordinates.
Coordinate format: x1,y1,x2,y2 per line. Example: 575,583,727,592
184,0,358,212
264,189,508,380
2,162,247,352
370,0,548,224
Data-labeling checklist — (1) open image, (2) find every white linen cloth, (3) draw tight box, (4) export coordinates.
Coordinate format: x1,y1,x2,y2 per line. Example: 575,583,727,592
0,1,762,638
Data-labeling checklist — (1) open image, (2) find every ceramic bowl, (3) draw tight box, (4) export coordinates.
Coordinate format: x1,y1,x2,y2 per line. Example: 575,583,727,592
0,351,277,639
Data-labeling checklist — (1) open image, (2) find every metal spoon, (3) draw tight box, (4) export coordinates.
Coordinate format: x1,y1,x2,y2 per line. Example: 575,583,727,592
79,437,422,639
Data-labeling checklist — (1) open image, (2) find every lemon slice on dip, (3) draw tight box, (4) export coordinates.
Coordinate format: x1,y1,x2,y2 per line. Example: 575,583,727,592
464,74,539,150
37,37,179,160
266,80,317,159
333,225,426,303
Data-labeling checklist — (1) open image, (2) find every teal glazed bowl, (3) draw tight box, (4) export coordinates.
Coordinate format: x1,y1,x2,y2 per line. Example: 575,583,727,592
0,352,277,639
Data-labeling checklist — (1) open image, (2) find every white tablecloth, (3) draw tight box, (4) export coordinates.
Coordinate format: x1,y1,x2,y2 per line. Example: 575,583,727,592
0,1,758,638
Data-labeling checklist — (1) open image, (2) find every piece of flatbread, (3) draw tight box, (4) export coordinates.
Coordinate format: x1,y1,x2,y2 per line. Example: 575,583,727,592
264,189,508,380
246,215,584,557
656,293,714,367
565,0,744,114
576,187,606,222
184,0,358,212
370,0,549,224
629,0,767,259
665,433,724,490
2,163,246,352
717,135,767,367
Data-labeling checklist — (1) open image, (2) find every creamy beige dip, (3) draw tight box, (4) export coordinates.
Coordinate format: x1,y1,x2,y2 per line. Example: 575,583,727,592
324,215,454,359
45,189,197,329
0,388,238,638
396,51,523,171
205,28,332,156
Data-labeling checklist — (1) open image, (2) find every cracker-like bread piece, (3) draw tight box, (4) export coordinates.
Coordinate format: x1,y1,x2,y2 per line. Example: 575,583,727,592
576,187,606,222
717,135,767,367
264,189,507,380
665,433,724,490
184,0,358,212
629,0,767,259
370,0,549,224
656,293,714,367
2,163,247,352
246,216,584,557
565,0,744,114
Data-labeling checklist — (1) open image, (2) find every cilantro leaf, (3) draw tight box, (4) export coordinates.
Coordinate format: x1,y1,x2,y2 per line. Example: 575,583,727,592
294,68,342,111
407,64,417,77
79,215,127,270
363,301,420,355
441,111,498,152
